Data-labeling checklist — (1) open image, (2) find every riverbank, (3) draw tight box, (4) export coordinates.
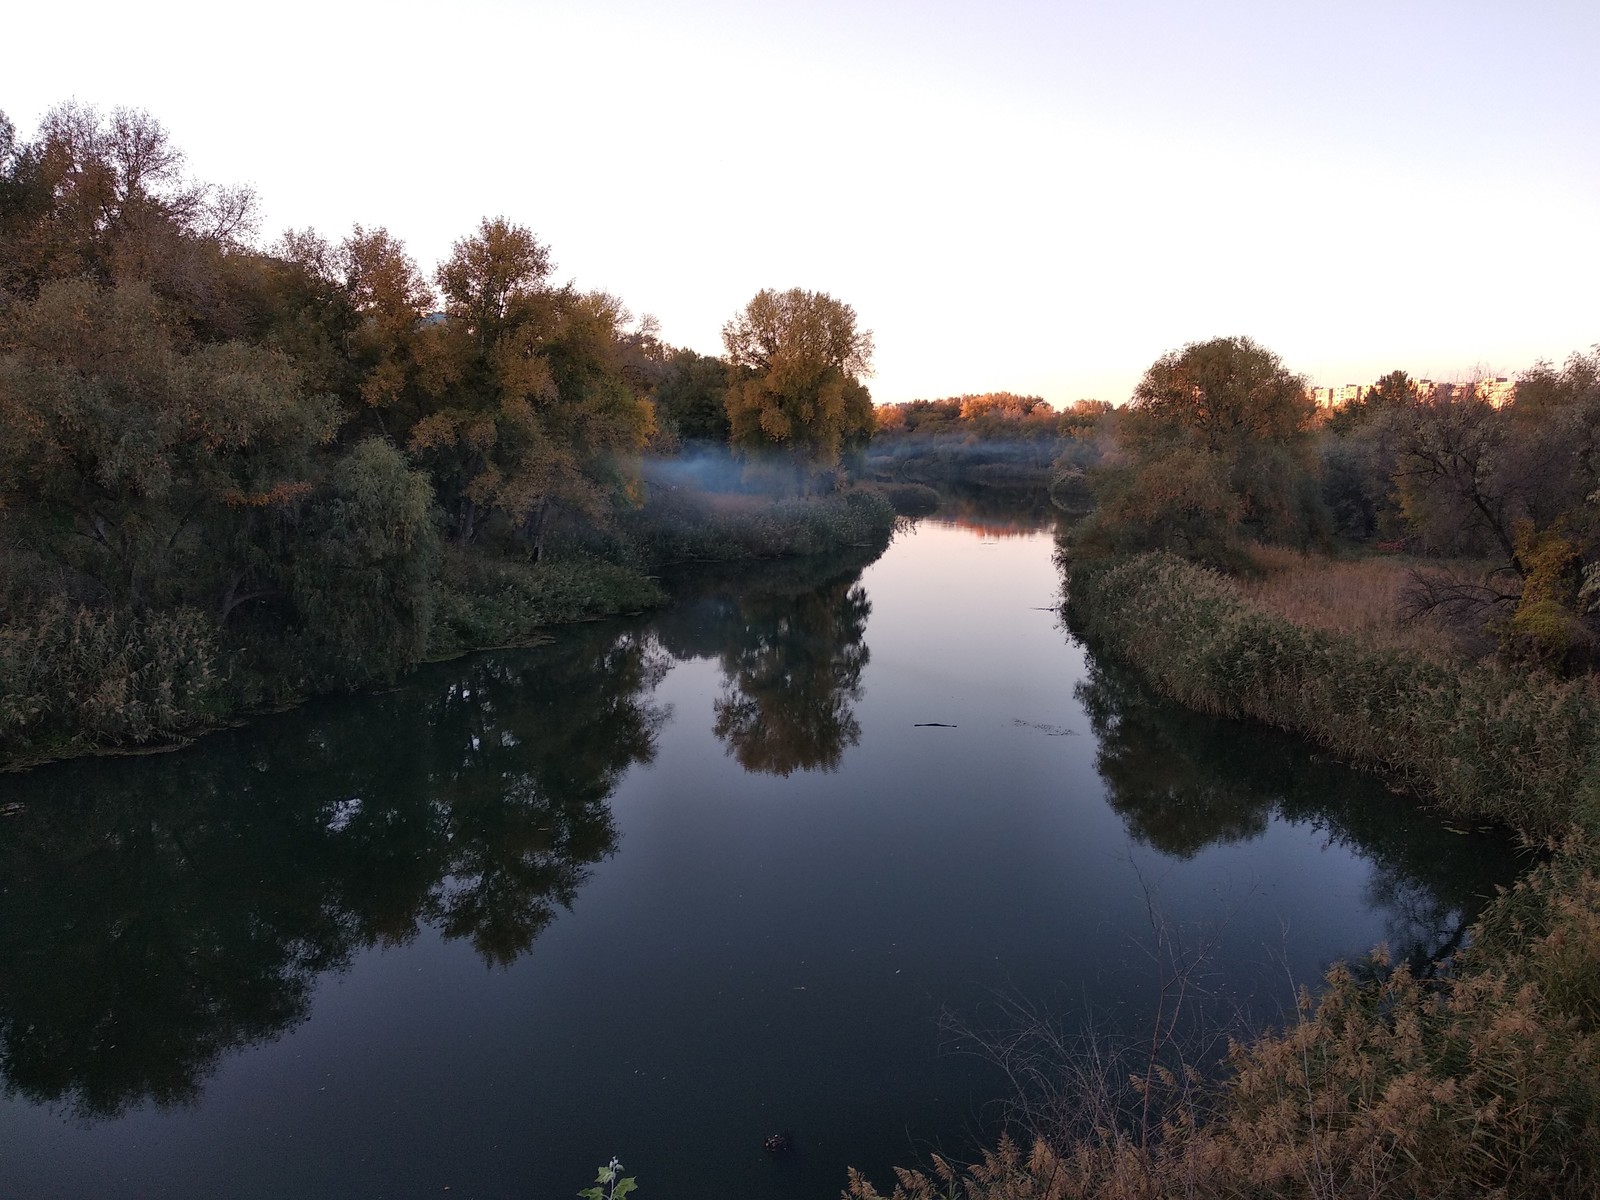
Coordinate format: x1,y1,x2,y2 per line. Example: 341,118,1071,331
851,829,1600,1200
849,548,1600,1199
1064,551,1600,837
0,487,898,771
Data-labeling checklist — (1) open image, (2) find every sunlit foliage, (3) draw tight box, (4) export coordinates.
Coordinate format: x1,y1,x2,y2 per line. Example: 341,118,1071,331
1076,336,1326,567
722,287,875,487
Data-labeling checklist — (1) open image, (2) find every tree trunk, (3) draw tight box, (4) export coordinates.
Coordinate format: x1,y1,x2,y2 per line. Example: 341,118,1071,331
457,497,481,545
525,498,551,564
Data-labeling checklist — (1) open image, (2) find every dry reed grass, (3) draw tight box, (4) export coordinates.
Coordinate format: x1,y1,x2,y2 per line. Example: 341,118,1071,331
1065,551,1600,834
1240,546,1460,663
850,837,1600,1200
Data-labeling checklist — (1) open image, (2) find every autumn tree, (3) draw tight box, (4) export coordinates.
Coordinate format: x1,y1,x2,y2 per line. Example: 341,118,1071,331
721,287,874,487
1079,336,1325,565
0,104,259,335
407,217,650,550
334,225,434,414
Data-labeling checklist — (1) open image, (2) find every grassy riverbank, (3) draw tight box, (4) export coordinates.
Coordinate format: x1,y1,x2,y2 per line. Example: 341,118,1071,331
1065,551,1600,837
0,487,897,770
852,547,1600,1200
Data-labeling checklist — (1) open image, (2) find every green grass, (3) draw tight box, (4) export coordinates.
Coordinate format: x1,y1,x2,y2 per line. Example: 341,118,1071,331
427,553,667,660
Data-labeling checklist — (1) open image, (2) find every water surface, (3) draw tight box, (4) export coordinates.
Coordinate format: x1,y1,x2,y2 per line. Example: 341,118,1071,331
0,512,1518,1198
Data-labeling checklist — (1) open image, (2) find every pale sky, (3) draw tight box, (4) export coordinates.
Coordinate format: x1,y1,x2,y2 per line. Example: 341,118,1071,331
7,0,1599,405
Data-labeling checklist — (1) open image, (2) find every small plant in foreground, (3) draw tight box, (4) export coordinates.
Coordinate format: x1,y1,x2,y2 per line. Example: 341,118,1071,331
579,1157,637,1200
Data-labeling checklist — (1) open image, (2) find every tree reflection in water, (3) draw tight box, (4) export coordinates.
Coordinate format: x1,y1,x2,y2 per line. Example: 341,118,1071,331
654,552,873,776
1076,654,1521,975
0,624,667,1118
711,575,871,776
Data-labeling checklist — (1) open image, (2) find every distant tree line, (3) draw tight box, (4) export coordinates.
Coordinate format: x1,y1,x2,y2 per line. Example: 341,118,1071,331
869,394,1111,491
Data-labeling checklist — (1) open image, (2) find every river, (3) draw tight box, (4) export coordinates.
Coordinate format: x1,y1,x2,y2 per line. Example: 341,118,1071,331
0,501,1520,1198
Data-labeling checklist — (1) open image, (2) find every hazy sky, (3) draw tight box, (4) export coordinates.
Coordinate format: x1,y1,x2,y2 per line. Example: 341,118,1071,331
8,0,1598,404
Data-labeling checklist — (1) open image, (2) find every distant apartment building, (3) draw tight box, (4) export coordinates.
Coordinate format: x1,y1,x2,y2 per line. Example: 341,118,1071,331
1307,383,1368,408
1307,376,1516,410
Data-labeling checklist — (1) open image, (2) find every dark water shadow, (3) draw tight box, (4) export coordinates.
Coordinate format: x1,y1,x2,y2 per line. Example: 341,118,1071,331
0,624,667,1119
0,542,896,1123
1076,652,1524,976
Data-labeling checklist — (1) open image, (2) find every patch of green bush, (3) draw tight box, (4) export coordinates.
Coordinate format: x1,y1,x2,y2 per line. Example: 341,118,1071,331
869,481,942,516
1065,551,1600,836
427,552,666,660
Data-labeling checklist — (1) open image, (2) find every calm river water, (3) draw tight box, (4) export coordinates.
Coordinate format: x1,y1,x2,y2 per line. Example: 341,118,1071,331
0,504,1519,1198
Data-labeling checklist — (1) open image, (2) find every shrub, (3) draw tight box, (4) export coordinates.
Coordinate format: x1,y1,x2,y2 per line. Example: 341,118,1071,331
599,486,897,566
869,482,942,516
428,553,666,660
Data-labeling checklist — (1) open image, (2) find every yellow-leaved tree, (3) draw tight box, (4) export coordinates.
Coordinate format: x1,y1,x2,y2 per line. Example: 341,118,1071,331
721,287,874,491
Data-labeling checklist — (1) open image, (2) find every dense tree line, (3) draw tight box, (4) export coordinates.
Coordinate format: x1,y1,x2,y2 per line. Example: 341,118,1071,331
0,104,882,762
868,394,1110,491
1319,357,1600,665
1071,335,1600,671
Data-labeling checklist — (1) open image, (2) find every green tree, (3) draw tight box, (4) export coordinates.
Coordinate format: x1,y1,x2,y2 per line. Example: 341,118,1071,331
0,279,340,613
1079,336,1324,565
407,217,650,549
652,347,731,443
285,438,442,687
1319,371,1417,541
721,287,875,488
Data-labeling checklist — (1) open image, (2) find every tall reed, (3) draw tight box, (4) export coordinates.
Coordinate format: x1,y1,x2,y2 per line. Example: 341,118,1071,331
1066,551,1600,836
849,839,1600,1199
0,598,223,759
1240,546,1461,662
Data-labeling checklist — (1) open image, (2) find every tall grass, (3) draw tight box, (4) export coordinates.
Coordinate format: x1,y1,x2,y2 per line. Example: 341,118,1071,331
427,553,666,660
850,838,1600,1200
565,485,899,566
1065,551,1600,836
1241,546,1461,663
0,598,224,760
